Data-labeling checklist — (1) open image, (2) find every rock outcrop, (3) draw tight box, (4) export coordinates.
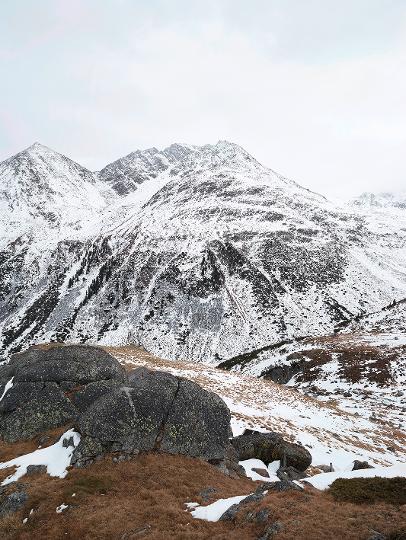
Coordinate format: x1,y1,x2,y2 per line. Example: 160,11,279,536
0,345,233,469
231,429,312,472
73,367,231,466
0,345,126,442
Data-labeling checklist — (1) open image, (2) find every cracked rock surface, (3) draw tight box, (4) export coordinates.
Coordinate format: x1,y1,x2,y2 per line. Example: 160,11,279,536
73,367,231,466
0,345,126,442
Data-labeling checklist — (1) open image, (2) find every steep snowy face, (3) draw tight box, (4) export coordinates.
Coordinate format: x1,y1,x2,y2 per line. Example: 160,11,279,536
98,143,198,195
1,140,406,365
0,143,113,246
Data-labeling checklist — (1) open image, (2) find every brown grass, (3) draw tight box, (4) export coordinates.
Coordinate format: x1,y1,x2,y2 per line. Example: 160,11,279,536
0,451,405,540
1,453,257,540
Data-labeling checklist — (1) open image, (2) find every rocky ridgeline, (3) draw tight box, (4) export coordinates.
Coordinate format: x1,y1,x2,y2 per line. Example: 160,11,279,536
0,345,311,478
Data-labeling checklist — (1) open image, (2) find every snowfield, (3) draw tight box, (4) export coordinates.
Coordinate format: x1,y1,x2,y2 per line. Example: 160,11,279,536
304,463,406,490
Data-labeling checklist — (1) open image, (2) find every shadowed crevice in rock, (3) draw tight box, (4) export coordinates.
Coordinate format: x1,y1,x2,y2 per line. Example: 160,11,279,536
153,377,180,451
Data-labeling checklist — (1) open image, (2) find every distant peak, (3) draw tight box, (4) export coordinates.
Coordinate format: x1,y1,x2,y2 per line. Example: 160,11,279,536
26,141,50,151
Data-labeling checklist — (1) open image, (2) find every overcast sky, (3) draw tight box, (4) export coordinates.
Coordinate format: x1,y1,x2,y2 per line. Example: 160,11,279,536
1,0,405,198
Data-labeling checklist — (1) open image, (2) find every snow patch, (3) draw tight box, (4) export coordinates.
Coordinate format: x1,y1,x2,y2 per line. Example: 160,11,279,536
186,493,252,522
0,429,80,485
0,377,14,402
304,463,406,490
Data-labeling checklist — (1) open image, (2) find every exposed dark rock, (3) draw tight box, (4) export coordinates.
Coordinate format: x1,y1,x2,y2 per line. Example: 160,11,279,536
219,489,267,521
26,464,47,476
263,479,303,492
199,487,217,503
261,361,304,384
0,485,28,517
62,436,75,448
253,467,270,478
71,380,122,412
231,430,311,471
367,532,386,540
276,466,307,481
71,435,104,467
213,444,246,479
219,503,241,522
0,345,127,442
352,460,374,471
159,379,231,460
10,345,126,384
73,369,231,466
253,508,271,524
1,347,233,470
75,381,178,459
258,521,283,540
0,383,76,442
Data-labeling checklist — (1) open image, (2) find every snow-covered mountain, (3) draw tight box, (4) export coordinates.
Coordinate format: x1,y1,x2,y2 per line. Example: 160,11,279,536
1,141,406,363
352,190,406,209
0,142,112,248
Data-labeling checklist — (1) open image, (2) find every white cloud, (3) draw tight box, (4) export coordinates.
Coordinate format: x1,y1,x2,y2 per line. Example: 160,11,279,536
1,1,405,198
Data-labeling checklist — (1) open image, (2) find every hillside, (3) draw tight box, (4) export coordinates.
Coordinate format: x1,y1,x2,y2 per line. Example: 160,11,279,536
0,344,405,540
1,141,406,362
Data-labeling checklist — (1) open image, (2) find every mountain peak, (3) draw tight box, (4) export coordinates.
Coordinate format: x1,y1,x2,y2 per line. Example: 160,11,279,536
24,141,53,155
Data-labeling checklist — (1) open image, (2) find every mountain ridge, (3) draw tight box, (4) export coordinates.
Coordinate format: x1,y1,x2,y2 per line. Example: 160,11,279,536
1,140,406,363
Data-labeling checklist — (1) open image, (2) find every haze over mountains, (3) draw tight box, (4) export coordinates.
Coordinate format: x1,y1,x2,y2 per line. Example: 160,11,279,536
1,141,406,366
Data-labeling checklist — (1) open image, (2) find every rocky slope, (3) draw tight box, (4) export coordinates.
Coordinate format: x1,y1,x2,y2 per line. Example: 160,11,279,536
1,141,406,363
231,298,406,431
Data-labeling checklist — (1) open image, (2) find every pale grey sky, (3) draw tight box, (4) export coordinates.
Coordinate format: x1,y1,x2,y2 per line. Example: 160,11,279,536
1,0,405,198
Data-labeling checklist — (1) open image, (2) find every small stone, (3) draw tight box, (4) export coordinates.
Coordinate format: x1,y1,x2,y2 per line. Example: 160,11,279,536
258,521,283,540
352,460,373,471
62,436,75,449
252,468,270,478
199,487,217,503
0,488,28,517
254,508,270,524
26,464,47,476
368,532,386,540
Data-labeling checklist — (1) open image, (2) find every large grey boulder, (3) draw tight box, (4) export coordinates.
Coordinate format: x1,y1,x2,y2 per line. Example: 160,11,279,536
160,379,232,460
231,429,311,471
73,368,232,466
0,345,126,442
10,345,126,384
1,347,234,471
